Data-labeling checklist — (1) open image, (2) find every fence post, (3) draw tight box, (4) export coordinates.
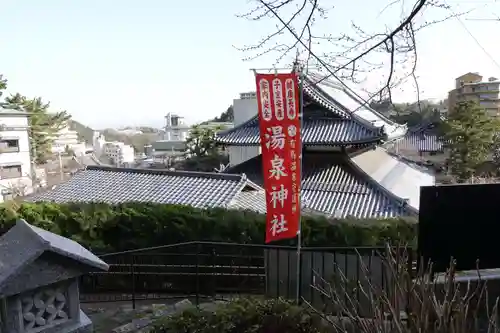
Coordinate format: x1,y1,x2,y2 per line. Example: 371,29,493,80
406,248,413,328
130,254,136,310
195,243,200,306
211,248,217,299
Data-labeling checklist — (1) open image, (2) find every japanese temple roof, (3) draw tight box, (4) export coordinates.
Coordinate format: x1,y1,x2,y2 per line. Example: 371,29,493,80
386,120,445,153
217,71,408,146
215,109,383,146
349,147,435,210
25,166,264,213
388,134,444,153
303,73,408,140
224,151,416,218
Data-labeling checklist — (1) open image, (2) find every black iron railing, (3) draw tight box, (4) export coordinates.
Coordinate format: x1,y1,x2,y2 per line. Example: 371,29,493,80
79,241,415,309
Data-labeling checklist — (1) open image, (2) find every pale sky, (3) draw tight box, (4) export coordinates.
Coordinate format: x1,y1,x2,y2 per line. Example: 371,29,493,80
1,0,499,129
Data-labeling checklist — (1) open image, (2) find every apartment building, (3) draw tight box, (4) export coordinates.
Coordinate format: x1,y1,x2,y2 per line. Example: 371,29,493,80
103,141,135,166
0,110,33,201
448,72,500,116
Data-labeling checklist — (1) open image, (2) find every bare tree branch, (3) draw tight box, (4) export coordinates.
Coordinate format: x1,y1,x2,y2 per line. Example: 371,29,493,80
236,0,472,108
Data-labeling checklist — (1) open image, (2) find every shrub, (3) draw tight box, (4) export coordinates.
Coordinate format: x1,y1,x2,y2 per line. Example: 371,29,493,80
308,245,500,333
0,202,418,252
151,297,333,333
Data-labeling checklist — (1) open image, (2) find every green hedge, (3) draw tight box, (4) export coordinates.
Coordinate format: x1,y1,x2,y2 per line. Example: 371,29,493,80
151,297,333,333
0,202,417,252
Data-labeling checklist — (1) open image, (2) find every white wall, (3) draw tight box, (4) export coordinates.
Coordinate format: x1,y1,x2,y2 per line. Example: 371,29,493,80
120,145,135,164
228,146,260,166
0,112,33,201
233,97,257,126
164,128,189,141
228,93,260,166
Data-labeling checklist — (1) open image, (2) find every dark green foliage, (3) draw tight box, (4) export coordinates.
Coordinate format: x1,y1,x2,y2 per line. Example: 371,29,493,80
0,202,417,253
151,297,333,333
186,125,223,158
211,105,234,123
174,154,229,172
3,93,71,164
444,100,500,182
68,119,94,143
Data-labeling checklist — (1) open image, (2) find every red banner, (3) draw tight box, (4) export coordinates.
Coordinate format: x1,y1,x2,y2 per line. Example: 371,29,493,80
256,72,301,243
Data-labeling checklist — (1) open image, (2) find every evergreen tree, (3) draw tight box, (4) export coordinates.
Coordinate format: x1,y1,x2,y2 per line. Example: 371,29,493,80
3,93,70,164
443,100,500,182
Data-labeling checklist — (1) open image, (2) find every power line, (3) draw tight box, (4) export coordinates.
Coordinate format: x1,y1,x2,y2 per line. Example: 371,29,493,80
443,0,500,70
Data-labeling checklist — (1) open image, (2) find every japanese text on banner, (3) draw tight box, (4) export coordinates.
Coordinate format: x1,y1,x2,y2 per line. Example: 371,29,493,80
256,72,301,243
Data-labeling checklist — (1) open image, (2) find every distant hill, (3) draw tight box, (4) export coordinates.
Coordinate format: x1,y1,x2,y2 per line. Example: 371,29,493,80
68,120,161,152
68,120,94,144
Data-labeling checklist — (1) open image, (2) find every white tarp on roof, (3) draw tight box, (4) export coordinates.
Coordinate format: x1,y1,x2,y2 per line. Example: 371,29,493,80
306,72,407,141
350,147,435,211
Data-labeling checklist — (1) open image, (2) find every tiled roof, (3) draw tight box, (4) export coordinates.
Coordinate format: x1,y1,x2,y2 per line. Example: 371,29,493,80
303,73,408,140
349,147,435,211
390,134,444,153
26,166,263,211
215,109,382,146
228,190,267,213
386,120,446,153
225,152,413,218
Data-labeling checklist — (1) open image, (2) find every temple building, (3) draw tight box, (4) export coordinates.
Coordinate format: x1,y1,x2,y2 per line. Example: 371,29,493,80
215,72,435,218
387,119,445,158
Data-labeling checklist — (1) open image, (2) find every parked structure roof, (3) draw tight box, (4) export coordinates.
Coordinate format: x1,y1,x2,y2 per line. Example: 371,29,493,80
225,152,415,218
26,166,263,211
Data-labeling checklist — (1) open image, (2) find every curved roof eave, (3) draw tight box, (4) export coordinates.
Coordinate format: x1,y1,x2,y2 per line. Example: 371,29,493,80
303,73,408,140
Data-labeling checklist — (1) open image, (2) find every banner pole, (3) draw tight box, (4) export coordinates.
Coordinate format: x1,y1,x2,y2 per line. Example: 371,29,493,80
295,68,304,304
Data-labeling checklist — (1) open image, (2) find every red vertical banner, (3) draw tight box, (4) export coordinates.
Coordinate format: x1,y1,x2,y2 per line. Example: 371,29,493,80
256,72,302,243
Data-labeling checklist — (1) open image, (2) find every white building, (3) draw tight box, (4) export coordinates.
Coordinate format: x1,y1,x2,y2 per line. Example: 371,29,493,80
163,113,190,141
228,92,261,166
92,131,134,166
50,125,81,154
92,132,107,157
0,110,34,201
103,141,135,166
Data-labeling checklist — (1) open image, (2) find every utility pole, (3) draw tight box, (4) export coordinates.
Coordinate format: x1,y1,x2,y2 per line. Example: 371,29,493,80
58,152,64,181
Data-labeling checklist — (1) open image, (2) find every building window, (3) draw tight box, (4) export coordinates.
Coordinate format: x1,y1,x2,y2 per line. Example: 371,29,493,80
0,165,22,179
0,139,19,153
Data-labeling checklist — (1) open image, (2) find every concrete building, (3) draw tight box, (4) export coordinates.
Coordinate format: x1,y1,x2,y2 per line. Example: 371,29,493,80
92,131,134,166
0,110,34,201
448,72,500,116
103,141,135,166
164,112,190,141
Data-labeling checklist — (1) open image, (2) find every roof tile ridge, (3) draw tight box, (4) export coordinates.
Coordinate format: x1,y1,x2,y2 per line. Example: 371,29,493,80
85,165,246,181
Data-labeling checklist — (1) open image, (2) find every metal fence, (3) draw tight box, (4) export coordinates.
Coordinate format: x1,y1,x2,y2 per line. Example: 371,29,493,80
79,241,415,310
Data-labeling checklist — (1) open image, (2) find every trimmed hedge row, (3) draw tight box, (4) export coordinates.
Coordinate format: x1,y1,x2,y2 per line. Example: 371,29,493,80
0,202,418,252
